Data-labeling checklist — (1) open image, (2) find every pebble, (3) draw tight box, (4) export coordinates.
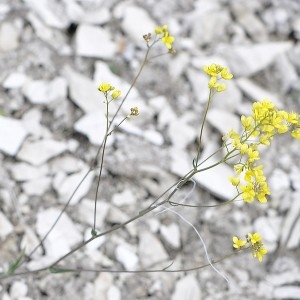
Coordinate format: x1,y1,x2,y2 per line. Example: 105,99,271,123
112,189,136,206
20,226,43,257
9,281,28,299
2,72,28,89
17,139,67,166
139,229,169,268
80,8,111,25
75,24,117,59
171,275,202,300
0,21,19,52
53,167,95,205
22,177,52,196
160,223,181,249
217,42,293,77
268,168,290,203
280,192,300,249
64,66,103,113
236,78,282,107
9,162,49,181
36,208,82,258
273,286,300,300
118,5,156,45
22,77,67,104
77,198,110,228
115,244,139,270
0,211,14,239
0,116,28,156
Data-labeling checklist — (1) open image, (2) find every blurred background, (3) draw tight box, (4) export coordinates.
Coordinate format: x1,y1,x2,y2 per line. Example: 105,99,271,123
0,0,300,299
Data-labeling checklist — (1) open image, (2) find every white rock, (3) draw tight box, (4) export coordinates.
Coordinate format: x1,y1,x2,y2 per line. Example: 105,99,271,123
107,286,121,300
119,5,156,45
22,177,52,196
36,208,82,258
168,52,190,80
235,12,268,42
23,77,67,104
17,139,67,166
254,216,281,251
84,229,106,252
207,108,241,135
2,72,28,89
9,281,28,299
9,162,49,181
21,108,51,138
269,169,290,202
217,42,293,77
290,165,300,191
280,192,300,249
75,24,116,59
160,223,181,249
167,117,197,149
24,0,69,29
64,66,103,113
0,22,19,52
93,273,113,300
54,168,94,205
77,198,110,228
139,230,169,267
74,110,110,146
171,275,202,300
274,286,300,299
0,211,14,239
115,244,139,270
21,226,43,257
49,155,85,174
112,189,136,206
236,78,282,107
0,116,28,156
80,8,111,25
267,271,300,286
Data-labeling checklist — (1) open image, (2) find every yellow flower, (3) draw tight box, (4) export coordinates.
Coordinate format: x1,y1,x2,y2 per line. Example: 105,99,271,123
111,89,121,99
291,128,300,139
229,176,240,186
221,68,233,80
248,232,262,245
98,82,112,93
233,236,247,249
155,25,168,34
161,32,175,49
255,246,268,262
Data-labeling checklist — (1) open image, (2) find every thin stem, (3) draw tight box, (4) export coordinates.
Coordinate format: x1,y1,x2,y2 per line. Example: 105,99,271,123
195,89,213,166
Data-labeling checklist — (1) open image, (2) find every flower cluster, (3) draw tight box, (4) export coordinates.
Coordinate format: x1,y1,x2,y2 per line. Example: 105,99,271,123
98,82,121,99
226,99,300,204
233,232,268,262
203,63,233,92
155,25,175,52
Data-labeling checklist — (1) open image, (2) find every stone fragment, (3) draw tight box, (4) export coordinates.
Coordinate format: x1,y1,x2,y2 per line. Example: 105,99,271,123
0,211,14,239
160,223,181,249
115,244,139,270
80,8,111,25
112,189,136,206
24,0,69,29
75,24,116,59
93,273,113,300
2,72,28,89
0,21,19,52
9,281,28,299
17,139,67,166
236,78,282,107
22,77,67,104
207,108,240,135
269,169,290,203
64,66,103,113
9,162,49,181
36,208,82,258
74,110,110,146
0,116,28,156
118,5,156,45
280,192,300,249
217,42,292,77
77,198,110,228
107,286,121,300
139,230,168,267
274,286,300,300
22,177,52,196
49,155,85,174
21,226,43,257
171,275,202,300
54,168,94,205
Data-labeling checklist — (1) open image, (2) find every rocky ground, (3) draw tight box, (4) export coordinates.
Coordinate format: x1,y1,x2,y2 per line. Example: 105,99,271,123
0,0,300,299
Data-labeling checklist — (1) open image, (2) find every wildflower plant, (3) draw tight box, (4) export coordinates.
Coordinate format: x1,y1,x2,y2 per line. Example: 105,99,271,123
1,24,300,285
